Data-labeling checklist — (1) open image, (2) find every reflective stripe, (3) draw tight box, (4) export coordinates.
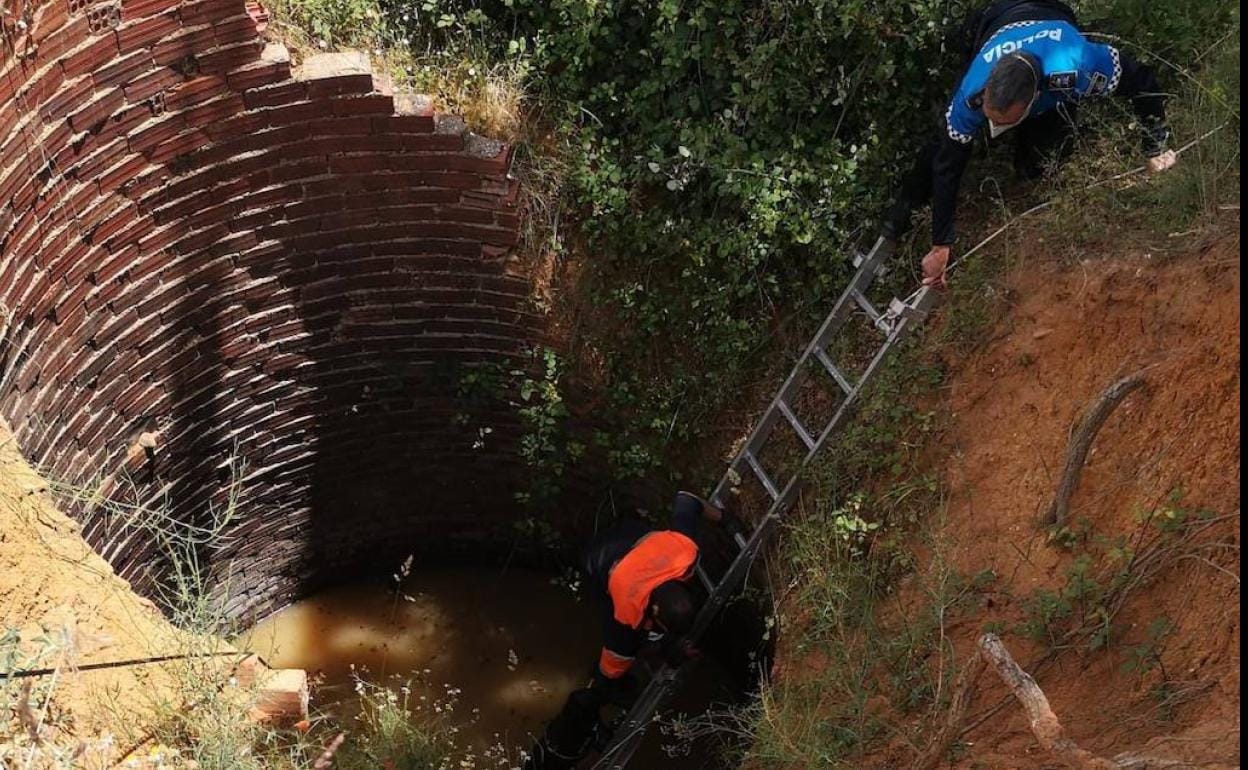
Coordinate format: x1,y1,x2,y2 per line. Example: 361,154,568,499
599,647,634,678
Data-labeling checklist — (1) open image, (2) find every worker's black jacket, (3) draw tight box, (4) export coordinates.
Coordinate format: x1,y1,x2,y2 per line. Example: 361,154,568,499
928,0,1169,245
581,492,704,681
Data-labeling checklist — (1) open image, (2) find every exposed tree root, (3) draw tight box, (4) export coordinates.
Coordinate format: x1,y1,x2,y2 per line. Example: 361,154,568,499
1045,372,1147,527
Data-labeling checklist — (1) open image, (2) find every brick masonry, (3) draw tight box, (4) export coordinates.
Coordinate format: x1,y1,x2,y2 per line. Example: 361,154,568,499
0,7,591,621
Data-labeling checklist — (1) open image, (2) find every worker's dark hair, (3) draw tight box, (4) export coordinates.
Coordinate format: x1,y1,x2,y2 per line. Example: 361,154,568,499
651,580,696,635
985,54,1038,111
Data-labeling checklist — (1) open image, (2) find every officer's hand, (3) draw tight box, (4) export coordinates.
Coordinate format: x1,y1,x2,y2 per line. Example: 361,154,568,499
921,245,951,288
1147,149,1177,174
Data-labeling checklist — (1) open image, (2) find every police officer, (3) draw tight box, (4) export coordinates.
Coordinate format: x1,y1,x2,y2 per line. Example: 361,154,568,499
882,0,1176,287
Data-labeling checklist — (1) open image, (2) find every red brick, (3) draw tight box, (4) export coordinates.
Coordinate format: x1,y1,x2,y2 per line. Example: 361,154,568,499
179,0,244,26
151,26,214,66
266,158,327,185
63,33,121,80
147,128,210,164
98,152,150,194
69,135,128,184
165,74,226,109
137,222,186,255
372,114,434,134
34,14,88,63
172,223,228,256
85,199,137,245
122,65,180,102
202,111,261,141
128,113,185,154
32,0,70,43
19,62,66,110
90,243,138,284
116,11,180,55
182,94,243,129
68,87,125,133
96,101,153,145
211,14,260,46
122,0,180,21
225,59,289,91
305,73,373,99
93,49,155,89
103,211,155,251
330,94,394,116
52,275,96,323
242,80,305,109
196,40,262,74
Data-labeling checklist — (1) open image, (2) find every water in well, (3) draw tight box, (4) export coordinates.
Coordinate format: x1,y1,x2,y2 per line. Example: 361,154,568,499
238,565,743,768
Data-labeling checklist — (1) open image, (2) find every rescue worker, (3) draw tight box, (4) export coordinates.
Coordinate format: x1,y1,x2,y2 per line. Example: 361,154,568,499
582,490,722,690
523,491,724,769
881,0,1177,287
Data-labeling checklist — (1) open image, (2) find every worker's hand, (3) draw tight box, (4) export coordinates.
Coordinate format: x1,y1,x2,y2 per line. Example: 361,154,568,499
921,245,951,288
1147,149,1177,174
663,637,702,667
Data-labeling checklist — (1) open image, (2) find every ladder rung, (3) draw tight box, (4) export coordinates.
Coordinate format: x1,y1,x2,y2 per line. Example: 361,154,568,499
814,349,855,395
775,399,815,450
741,451,780,500
850,288,887,324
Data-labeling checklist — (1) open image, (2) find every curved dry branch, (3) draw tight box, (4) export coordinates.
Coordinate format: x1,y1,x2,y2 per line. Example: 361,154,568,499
1045,373,1147,526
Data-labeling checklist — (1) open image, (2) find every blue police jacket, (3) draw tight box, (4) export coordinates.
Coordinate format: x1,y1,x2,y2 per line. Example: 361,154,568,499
928,17,1167,246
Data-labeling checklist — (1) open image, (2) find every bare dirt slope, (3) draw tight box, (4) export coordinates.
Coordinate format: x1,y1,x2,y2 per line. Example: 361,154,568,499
1,419,199,765
911,235,1240,767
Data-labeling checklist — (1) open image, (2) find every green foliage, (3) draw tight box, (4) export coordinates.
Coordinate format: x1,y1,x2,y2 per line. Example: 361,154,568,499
330,675,467,770
268,0,388,48
1121,616,1174,676
1137,487,1216,535
1078,0,1238,59
379,0,969,474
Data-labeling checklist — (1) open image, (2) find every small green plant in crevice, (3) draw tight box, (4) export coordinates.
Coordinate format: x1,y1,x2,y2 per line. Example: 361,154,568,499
1136,487,1216,535
1016,547,1130,652
1121,616,1175,678
513,347,584,510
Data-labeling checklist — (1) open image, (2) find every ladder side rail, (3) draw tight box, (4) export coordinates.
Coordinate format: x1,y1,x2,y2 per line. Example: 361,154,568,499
708,241,893,507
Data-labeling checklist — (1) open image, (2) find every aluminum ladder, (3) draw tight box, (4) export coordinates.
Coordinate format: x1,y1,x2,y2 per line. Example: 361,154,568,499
590,236,938,770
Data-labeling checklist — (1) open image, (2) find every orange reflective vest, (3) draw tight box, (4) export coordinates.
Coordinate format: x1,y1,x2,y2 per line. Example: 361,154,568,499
606,530,699,629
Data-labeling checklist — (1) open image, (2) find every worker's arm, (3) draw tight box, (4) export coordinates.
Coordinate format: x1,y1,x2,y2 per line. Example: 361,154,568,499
930,133,975,249
596,619,642,681
670,491,722,540
925,79,982,282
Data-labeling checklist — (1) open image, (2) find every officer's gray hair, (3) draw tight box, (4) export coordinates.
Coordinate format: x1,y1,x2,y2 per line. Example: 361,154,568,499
985,53,1039,111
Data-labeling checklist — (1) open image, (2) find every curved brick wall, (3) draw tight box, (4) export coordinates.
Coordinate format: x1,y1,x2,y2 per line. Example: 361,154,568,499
0,1,590,619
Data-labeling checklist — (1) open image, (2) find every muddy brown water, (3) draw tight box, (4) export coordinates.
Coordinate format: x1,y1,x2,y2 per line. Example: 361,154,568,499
238,566,741,768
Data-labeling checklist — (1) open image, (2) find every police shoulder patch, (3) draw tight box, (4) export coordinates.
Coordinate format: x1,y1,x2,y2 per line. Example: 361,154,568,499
1047,71,1077,91
1088,71,1109,96
965,89,985,111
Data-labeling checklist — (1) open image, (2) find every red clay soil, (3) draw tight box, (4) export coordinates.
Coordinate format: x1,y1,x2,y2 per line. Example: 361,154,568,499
875,235,1241,768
